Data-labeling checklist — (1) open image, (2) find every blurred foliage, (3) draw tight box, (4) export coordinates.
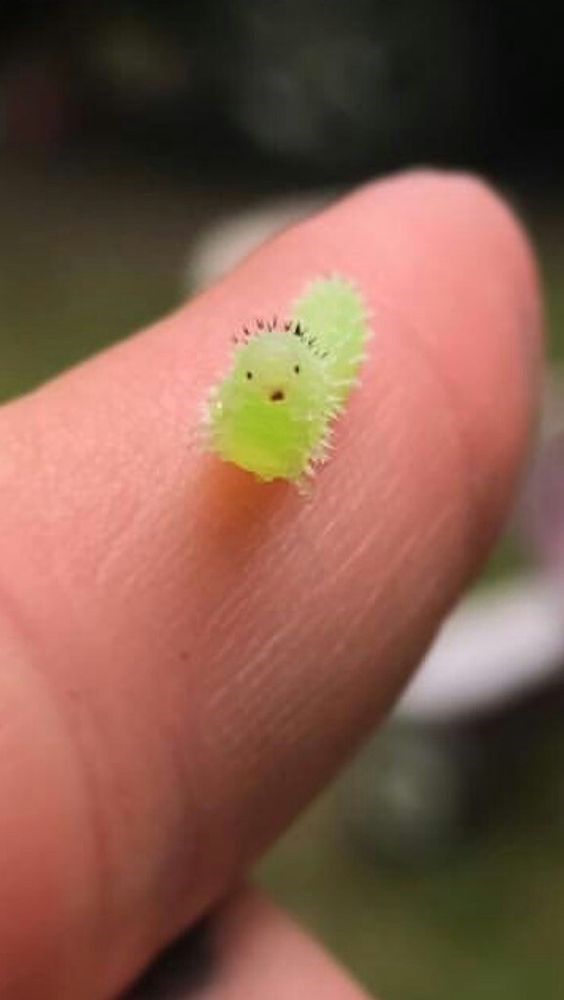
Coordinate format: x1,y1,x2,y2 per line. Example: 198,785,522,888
260,735,564,1000
544,250,564,363
0,164,181,401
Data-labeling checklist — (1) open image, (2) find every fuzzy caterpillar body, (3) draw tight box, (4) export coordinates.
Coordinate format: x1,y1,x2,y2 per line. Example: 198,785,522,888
292,277,369,407
206,276,370,484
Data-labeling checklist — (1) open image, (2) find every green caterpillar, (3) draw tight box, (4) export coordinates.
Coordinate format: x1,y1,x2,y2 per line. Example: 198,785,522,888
205,276,371,485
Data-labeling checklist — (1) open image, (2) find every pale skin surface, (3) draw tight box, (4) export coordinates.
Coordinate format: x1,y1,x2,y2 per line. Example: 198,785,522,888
0,171,541,998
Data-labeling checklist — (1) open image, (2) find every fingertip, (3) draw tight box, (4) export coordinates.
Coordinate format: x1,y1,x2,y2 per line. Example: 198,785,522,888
317,168,543,547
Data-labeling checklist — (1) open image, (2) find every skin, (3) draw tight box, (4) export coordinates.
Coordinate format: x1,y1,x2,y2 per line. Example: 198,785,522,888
0,171,541,998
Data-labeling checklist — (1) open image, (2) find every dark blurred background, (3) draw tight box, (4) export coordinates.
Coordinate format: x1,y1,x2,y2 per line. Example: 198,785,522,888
2,3,564,998
2,0,564,179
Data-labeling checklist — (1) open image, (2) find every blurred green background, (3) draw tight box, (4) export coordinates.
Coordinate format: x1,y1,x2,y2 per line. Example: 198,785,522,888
1,154,564,999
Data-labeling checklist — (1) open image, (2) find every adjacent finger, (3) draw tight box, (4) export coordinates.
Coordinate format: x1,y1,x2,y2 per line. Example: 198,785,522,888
126,889,371,999
198,888,371,1000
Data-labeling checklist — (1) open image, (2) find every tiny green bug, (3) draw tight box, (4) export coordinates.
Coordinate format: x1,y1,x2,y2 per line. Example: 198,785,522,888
205,276,371,484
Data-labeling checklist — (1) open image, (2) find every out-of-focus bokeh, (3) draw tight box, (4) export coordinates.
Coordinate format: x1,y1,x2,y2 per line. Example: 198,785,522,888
2,3,564,998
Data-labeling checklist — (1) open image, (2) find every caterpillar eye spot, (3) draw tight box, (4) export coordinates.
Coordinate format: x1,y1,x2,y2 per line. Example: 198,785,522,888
293,364,300,374
246,371,253,380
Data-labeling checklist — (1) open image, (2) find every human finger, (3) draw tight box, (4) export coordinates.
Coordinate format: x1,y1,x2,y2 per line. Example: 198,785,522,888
0,170,540,997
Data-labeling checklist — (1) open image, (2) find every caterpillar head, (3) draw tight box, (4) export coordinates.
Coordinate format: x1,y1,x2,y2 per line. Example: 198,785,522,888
208,326,329,481
234,327,321,405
